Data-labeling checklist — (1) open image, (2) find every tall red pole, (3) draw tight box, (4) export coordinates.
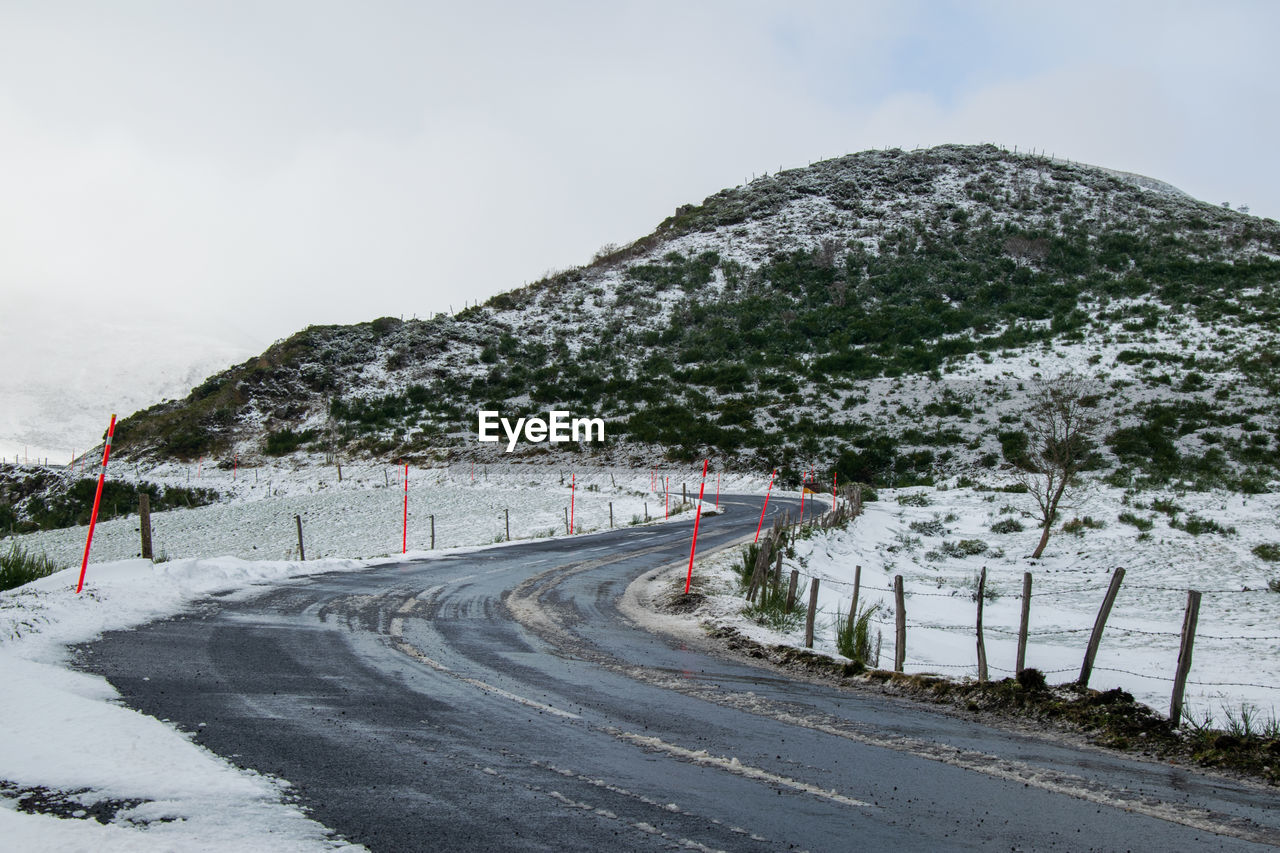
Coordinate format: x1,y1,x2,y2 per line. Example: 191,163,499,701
402,462,409,554
754,470,776,543
833,471,838,508
76,414,116,594
684,459,709,594
799,471,807,524
233,454,238,481
570,473,576,534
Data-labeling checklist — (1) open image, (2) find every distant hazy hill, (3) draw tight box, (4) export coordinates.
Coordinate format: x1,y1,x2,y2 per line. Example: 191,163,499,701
107,144,1280,493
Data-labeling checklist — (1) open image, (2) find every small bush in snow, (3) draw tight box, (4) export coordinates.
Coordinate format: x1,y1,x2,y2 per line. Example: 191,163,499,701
990,518,1024,534
887,532,922,554
835,601,881,665
0,544,58,591
1118,511,1154,531
909,516,947,537
1062,516,1105,535
938,539,988,558
1253,543,1280,562
1172,514,1236,536
897,492,931,507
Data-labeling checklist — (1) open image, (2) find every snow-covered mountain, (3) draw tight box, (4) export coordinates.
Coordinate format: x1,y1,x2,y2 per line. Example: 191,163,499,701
94,144,1280,493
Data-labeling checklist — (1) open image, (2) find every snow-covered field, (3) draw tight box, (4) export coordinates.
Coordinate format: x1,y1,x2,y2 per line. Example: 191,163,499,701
7,460,750,565
689,485,1280,726
0,461,751,850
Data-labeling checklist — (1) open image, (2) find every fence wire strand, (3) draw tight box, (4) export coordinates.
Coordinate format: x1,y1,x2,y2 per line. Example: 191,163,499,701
784,563,1280,694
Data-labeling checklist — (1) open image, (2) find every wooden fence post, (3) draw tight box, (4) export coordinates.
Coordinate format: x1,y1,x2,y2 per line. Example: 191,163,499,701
1079,567,1125,687
1169,590,1202,725
295,514,305,561
1016,572,1032,674
749,534,776,603
894,575,906,673
805,578,820,648
845,564,862,635
505,508,510,542
975,567,988,683
430,514,435,550
609,502,613,529
786,569,800,611
139,494,153,560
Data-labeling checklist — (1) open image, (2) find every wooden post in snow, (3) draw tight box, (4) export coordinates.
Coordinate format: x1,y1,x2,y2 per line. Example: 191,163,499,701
1169,590,1202,726
805,578,820,648
975,567,988,683
1079,567,1126,687
139,494,153,560
295,514,306,561
894,575,906,673
845,564,861,635
1016,572,1032,675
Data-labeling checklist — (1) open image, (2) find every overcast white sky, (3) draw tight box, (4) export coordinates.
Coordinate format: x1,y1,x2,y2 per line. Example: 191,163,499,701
2,0,1278,460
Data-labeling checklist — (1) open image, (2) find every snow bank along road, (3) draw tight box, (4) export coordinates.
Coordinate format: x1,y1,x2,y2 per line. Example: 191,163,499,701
80,496,1280,851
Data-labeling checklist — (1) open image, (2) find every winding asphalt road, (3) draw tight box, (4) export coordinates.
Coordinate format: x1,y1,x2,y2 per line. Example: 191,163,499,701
80,495,1280,851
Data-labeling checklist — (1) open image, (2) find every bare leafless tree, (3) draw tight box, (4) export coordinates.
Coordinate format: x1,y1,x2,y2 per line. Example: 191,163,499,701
1011,373,1101,559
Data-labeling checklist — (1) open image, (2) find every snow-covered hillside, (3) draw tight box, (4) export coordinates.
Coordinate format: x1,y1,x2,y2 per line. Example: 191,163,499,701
53,144,1270,516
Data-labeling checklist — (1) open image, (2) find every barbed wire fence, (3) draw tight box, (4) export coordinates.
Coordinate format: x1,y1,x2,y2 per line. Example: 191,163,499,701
779,561,1280,724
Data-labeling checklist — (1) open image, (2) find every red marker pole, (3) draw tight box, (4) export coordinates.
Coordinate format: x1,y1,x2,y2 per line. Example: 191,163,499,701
233,454,238,481
799,471,807,524
570,473,576,534
684,458,709,594
75,414,116,594
754,470,776,543
833,471,838,510
402,462,409,554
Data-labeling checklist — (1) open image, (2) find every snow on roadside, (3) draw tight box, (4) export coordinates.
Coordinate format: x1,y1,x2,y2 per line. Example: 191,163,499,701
0,557,375,851
687,486,1280,725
